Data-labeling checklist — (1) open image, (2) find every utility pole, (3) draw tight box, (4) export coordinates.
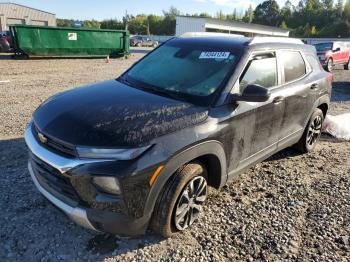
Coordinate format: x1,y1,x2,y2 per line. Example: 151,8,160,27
123,10,129,31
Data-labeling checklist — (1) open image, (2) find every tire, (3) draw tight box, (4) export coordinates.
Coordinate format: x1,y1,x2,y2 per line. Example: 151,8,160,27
150,162,208,238
137,43,142,47
295,108,324,153
326,58,333,72
344,59,349,70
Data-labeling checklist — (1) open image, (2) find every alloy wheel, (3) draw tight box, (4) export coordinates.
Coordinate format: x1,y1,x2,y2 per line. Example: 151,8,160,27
307,115,322,146
174,176,207,230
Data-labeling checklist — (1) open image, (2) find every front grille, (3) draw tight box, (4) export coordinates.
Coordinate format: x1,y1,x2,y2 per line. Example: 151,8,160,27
30,154,79,206
32,124,77,158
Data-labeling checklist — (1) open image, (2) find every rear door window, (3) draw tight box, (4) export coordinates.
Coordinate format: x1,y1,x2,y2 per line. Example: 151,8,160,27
281,51,306,83
306,53,322,71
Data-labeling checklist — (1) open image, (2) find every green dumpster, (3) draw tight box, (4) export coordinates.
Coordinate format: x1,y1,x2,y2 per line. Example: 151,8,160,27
9,25,129,58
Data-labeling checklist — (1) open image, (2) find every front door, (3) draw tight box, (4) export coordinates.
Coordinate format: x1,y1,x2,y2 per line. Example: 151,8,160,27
226,51,285,173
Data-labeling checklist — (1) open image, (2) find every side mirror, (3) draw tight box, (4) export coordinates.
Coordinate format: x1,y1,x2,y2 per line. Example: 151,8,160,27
333,47,341,52
231,84,270,102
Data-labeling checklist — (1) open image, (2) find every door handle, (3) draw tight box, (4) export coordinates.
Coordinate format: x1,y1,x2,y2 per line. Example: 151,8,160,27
310,83,319,90
273,96,284,104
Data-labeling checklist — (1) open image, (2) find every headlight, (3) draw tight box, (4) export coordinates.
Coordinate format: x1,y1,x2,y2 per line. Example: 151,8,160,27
76,145,152,160
93,176,121,195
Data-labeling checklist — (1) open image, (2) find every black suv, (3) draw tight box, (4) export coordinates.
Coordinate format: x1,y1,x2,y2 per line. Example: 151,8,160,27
25,34,332,237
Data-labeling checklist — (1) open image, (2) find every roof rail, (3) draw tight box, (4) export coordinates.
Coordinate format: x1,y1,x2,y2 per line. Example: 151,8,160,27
249,37,304,45
180,32,244,38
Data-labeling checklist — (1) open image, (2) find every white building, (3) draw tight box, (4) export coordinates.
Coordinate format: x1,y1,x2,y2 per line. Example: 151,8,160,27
176,16,289,37
0,2,56,32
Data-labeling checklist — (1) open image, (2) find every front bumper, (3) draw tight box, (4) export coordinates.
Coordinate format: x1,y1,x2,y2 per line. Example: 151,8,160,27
28,161,98,231
25,122,151,235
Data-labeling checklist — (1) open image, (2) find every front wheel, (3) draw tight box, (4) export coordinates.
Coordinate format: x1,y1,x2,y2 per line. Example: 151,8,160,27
295,108,324,153
150,162,208,237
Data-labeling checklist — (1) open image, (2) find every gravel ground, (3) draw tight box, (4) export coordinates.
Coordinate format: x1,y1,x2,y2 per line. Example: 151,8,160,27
0,50,349,261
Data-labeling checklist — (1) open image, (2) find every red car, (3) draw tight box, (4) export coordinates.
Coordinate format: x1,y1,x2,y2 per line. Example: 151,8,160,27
314,42,350,71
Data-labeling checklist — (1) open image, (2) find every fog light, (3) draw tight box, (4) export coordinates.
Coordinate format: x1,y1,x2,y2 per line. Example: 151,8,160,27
92,176,121,195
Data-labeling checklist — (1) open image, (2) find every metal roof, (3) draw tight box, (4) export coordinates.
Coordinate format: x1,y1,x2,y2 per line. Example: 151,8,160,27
176,16,289,35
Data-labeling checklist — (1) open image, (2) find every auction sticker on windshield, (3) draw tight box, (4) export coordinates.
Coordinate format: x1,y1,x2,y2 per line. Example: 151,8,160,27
199,52,230,59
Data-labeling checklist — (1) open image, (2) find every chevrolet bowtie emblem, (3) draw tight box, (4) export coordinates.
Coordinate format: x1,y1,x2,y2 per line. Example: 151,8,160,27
38,132,47,143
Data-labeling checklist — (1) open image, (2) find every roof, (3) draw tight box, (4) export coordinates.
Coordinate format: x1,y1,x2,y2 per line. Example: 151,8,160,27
171,33,313,52
176,16,289,35
179,33,303,44
169,35,250,51
0,2,55,15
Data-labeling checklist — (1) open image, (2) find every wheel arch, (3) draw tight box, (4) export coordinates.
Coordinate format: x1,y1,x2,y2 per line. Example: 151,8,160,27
144,140,227,217
301,95,329,131
317,103,328,117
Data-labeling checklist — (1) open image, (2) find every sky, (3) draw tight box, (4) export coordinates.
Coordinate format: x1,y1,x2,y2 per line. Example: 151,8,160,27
2,0,298,20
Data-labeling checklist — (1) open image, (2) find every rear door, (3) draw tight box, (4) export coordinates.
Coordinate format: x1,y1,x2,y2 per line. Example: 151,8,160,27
277,50,318,147
332,42,345,64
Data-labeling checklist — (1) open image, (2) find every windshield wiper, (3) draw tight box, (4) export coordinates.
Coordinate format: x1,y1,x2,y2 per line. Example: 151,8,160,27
120,75,187,101
146,86,185,100
118,75,132,86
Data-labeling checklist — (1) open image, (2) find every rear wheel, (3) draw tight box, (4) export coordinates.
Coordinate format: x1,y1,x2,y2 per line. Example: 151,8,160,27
326,58,333,72
295,108,324,153
150,162,208,237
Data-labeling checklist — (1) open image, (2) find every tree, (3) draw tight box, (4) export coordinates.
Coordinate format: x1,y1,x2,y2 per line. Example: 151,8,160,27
160,6,180,35
226,9,237,21
83,20,100,29
216,10,225,20
57,19,74,27
128,15,149,35
280,0,293,25
100,19,124,30
280,21,288,29
198,12,211,18
253,0,281,26
311,25,317,35
344,0,350,19
322,0,334,9
335,0,344,17
242,5,254,23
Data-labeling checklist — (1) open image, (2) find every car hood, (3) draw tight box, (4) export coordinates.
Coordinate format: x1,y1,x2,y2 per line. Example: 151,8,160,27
33,80,208,147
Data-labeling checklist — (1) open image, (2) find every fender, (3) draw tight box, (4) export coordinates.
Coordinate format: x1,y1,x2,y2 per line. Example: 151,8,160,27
303,94,330,129
143,140,227,217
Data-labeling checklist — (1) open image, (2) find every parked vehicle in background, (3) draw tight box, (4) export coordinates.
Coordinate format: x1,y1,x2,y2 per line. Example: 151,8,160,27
314,42,350,71
25,34,332,237
130,36,158,47
0,34,10,52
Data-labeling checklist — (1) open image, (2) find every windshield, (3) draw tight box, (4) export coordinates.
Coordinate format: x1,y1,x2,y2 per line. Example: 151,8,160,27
122,41,239,104
314,43,333,52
